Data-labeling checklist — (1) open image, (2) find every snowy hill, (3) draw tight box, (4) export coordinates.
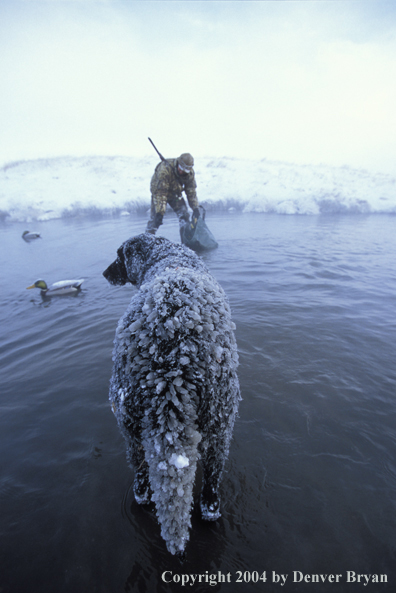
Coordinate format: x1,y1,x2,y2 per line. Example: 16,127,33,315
1,155,395,223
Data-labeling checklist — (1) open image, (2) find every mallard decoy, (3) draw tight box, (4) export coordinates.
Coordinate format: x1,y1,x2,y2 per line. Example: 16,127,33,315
22,230,41,241
26,279,84,296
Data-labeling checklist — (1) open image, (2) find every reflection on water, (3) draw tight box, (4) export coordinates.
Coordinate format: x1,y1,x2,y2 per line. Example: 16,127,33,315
1,213,395,592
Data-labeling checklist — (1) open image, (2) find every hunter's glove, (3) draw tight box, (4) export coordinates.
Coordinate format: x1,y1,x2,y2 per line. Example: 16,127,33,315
192,208,200,226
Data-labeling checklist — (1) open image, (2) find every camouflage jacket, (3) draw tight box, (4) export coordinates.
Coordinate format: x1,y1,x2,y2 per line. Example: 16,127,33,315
150,159,199,214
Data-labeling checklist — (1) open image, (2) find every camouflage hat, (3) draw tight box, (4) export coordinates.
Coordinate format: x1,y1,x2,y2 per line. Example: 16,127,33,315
178,153,194,173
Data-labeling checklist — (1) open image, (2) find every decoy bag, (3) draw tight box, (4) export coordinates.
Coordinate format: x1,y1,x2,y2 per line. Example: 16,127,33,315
181,206,218,252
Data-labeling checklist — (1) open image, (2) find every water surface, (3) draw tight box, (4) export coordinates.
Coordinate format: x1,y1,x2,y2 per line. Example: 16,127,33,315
1,213,395,592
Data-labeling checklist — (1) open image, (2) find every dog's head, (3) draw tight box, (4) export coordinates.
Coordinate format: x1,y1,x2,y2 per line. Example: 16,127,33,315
103,233,170,287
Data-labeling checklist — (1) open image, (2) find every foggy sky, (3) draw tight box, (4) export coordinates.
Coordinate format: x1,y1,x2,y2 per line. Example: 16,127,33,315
1,0,396,174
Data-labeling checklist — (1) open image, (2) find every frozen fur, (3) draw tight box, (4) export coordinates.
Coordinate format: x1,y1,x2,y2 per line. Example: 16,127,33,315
103,234,240,555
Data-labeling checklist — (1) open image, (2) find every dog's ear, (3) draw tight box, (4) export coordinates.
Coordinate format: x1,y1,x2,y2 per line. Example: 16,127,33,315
103,235,153,287
122,238,147,285
103,246,129,285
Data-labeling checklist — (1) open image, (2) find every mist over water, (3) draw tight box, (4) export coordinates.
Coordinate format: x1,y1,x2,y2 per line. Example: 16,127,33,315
2,1,396,174
1,211,395,592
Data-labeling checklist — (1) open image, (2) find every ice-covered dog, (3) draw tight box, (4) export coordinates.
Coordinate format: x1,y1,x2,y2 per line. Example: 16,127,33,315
103,234,240,555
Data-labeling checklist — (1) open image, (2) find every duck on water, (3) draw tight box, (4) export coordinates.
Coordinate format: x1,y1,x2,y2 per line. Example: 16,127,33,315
26,279,84,297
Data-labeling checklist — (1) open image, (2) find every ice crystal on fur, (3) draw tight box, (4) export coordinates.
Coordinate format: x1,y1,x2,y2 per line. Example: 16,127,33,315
103,234,241,555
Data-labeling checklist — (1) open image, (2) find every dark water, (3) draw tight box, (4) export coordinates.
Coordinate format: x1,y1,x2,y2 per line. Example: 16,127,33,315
1,213,395,592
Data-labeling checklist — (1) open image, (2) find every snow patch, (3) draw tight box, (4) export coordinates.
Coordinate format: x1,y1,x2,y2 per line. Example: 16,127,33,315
170,454,190,469
1,155,396,222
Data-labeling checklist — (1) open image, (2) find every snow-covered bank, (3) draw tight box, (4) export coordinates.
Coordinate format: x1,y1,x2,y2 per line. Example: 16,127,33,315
0,155,395,223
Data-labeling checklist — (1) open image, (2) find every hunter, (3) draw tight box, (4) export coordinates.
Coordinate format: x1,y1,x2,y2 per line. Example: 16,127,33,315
146,152,200,236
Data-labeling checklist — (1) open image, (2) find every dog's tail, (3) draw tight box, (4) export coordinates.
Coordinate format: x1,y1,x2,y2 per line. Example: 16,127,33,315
141,376,201,556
